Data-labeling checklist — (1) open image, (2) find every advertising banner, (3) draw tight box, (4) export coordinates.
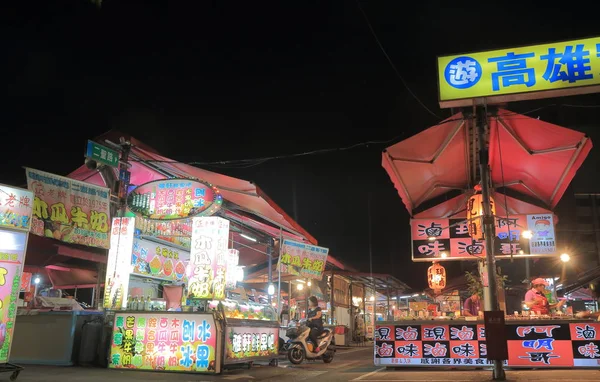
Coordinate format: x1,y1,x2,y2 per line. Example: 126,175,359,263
26,168,111,249
109,312,218,373
410,214,557,262
0,184,33,232
374,322,600,368
224,326,278,362
188,217,230,300
0,230,28,362
104,217,135,310
278,239,329,281
131,237,189,283
19,272,32,293
437,36,600,108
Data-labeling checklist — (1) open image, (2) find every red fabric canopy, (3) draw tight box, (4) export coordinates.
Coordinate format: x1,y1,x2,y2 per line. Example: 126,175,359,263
383,109,592,216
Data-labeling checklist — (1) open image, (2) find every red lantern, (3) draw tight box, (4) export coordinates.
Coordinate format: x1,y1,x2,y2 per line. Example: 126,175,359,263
427,262,446,295
467,193,495,240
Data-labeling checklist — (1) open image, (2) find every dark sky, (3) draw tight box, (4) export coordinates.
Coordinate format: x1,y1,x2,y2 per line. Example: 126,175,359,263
5,1,600,288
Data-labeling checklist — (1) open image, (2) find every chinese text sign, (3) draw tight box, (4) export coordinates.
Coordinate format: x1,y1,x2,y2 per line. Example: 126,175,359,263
0,184,33,232
438,37,600,107
109,312,218,373
279,239,329,281
410,214,556,261
0,230,27,362
26,168,111,249
225,326,278,362
374,322,600,368
104,217,135,310
132,237,189,283
188,217,230,300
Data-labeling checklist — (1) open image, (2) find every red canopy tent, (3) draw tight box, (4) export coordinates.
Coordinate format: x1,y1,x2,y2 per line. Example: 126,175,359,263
382,109,592,218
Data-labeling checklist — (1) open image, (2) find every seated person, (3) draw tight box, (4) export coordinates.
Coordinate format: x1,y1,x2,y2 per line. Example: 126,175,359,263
307,295,324,352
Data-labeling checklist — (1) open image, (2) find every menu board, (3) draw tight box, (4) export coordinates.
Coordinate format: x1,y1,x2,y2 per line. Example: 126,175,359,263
374,322,600,367
109,312,218,373
224,326,278,362
0,230,27,362
131,237,189,282
411,214,557,262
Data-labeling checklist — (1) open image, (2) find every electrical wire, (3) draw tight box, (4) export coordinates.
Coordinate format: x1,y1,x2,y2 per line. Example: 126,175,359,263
353,0,441,119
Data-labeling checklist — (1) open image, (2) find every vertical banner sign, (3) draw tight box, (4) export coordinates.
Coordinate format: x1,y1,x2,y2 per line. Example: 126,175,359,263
0,230,28,362
188,217,230,300
278,239,329,281
0,184,33,231
225,249,240,290
527,214,556,254
26,168,111,249
109,312,218,373
104,217,135,310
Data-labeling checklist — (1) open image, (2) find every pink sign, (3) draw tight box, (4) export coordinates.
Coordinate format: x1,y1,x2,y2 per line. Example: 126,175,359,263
20,272,32,293
0,230,27,362
26,168,111,249
279,239,329,281
0,184,33,232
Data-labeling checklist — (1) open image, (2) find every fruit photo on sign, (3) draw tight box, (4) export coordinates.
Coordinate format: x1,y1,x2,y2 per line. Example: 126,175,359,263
149,256,162,275
163,259,174,277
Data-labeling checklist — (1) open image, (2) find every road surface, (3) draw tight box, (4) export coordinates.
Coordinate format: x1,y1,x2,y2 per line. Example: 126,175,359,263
8,346,600,381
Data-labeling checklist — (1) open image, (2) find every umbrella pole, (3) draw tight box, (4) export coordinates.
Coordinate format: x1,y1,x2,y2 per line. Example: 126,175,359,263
477,106,506,381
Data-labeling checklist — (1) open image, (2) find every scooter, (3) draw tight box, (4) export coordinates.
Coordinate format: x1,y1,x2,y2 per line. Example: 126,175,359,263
284,319,335,364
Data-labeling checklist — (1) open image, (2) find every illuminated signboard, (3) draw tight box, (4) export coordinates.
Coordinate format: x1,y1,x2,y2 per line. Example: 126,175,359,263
278,239,329,281
374,322,600,367
188,217,230,300
26,168,111,249
104,217,135,310
109,312,219,373
131,237,189,283
0,230,27,362
224,326,278,362
437,37,600,108
127,179,223,221
0,184,33,232
410,214,556,262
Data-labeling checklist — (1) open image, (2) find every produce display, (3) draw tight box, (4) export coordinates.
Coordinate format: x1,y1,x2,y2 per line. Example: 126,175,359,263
210,299,277,321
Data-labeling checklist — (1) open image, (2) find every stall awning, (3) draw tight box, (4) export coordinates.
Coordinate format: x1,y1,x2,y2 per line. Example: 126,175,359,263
559,266,600,294
382,109,592,216
68,131,316,245
323,271,411,294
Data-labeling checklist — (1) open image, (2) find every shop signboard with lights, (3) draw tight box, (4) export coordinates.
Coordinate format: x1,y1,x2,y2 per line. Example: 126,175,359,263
410,214,557,262
127,179,223,221
0,184,33,363
278,239,329,281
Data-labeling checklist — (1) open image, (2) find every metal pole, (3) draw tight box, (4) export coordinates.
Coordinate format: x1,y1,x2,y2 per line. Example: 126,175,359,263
477,107,505,381
525,258,530,280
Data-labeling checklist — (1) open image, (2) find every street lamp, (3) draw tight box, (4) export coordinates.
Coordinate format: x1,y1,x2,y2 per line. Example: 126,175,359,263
560,253,570,263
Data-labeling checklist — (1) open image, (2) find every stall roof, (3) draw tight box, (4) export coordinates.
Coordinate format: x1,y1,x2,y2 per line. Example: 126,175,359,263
68,130,317,245
324,271,411,294
382,109,592,217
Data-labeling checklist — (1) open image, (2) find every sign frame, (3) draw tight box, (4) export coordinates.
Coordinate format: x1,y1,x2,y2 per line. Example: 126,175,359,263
437,36,600,108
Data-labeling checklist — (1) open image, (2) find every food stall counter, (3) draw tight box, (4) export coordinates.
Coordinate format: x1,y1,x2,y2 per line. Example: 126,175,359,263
211,299,279,365
10,309,103,366
374,318,600,368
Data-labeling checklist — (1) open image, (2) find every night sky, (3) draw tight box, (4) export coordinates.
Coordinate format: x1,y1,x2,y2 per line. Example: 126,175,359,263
5,1,600,288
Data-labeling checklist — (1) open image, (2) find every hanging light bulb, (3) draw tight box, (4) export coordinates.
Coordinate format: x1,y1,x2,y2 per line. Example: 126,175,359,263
297,283,304,291
307,280,312,287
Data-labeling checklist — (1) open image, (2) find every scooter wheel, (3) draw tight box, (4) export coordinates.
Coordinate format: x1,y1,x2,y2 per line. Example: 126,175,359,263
322,350,334,364
288,347,305,365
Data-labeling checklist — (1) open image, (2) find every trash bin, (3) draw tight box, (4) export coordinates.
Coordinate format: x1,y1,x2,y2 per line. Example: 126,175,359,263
78,317,104,366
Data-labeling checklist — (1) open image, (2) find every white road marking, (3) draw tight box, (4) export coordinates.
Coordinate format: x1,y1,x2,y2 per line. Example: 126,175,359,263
350,367,385,381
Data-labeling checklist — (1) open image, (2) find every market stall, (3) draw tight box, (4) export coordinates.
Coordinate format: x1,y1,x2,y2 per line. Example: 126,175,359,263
375,317,600,368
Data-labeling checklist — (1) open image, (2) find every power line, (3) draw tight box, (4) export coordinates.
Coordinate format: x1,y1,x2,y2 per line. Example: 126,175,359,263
353,0,441,120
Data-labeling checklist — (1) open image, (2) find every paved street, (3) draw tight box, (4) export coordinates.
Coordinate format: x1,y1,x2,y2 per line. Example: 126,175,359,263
5,347,600,381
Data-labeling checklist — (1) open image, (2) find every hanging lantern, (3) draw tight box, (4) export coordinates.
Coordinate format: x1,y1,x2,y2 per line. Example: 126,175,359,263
467,190,495,241
427,262,446,295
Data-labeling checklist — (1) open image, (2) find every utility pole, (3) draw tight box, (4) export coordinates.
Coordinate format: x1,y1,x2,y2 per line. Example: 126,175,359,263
477,107,505,381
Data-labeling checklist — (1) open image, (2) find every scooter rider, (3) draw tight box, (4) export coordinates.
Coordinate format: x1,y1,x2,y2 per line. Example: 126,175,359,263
307,296,324,352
